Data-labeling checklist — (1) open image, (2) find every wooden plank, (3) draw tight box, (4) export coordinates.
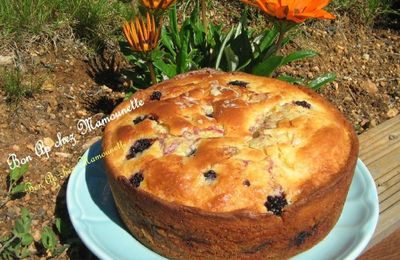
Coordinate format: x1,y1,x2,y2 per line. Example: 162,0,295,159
378,169,400,203
361,138,400,166
365,146,400,182
359,228,400,260
358,115,400,251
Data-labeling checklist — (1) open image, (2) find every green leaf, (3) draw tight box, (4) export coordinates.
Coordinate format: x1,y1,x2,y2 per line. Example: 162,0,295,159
153,59,177,78
21,208,31,225
124,92,133,100
252,55,284,76
223,46,239,71
307,73,337,90
41,227,57,250
52,245,70,256
215,26,235,69
230,30,253,68
0,235,10,242
160,29,176,56
176,33,189,74
9,164,29,183
13,208,32,237
55,218,62,234
277,75,306,85
281,50,318,66
168,5,181,49
21,233,33,246
10,183,27,195
15,247,30,258
259,27,279,53
13,219,26,237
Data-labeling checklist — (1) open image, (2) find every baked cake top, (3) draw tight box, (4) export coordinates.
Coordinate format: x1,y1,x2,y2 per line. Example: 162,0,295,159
103,69,356,215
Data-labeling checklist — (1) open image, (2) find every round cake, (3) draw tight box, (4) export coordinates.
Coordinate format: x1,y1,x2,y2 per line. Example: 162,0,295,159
103,69,359,259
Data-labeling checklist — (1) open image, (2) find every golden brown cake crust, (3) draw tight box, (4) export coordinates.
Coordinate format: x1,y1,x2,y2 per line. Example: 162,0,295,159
103,69,359,259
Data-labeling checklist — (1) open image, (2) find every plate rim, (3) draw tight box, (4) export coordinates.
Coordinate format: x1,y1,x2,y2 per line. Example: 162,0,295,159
67,143,379,260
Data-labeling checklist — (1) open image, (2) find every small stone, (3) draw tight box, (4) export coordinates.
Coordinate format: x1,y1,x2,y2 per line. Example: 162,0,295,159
0,55,14,65
389,134,398,141
362,53,370,61
311,66,320,72
76,110,87,117
360,119,370,128
32,230,41,241
49,113,56,120
42,80,55,92
344,96,352,102
387,108,399,118
12,145,20,152
361,80,378,94
382,94,391,103
6,206,21,219
37,208,46,218
101,85,112,93
43,137,55,148
55,152,72,158
370,119,377,127
27,144,35,152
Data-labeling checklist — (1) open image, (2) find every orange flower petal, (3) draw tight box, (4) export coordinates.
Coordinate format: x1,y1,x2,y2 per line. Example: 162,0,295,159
243,0,335,23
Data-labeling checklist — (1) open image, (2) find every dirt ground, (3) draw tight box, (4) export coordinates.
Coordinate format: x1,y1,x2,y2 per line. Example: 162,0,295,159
0,3,399,259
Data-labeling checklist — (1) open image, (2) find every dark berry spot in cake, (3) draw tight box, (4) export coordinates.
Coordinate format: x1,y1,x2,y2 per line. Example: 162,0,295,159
148,113,159,121
129,172,144,188
188,148,197,157
150,91,162,101
126,139,155,159
203,170,217,181
133,115,147,124
133,114,159,125
293,231,312,247
293,100,311,109
243,240,272,254
264,193,287,216
291,225,318,247
252,131,260,138
243,180,251,187
228,80,249,88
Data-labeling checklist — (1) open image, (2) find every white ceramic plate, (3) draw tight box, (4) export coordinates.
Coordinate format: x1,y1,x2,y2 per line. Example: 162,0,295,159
67,140,379,260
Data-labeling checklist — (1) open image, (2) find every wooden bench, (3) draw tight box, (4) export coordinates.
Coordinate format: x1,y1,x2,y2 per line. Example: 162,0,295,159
358,115,400,259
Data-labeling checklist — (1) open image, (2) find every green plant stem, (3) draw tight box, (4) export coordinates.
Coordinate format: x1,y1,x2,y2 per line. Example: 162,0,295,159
0,235,17,255
0,197,10,209
8,180,14,194
274,25,286,54
147,62,157,85
263,22,287,60
201,0,208,33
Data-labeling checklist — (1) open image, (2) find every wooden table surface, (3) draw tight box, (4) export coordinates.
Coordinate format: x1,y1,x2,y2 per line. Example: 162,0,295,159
358,115,400,259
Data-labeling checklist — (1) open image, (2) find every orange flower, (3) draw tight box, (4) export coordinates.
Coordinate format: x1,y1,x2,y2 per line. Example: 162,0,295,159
122,13,161,53
140,0,176,10
242,0,335,23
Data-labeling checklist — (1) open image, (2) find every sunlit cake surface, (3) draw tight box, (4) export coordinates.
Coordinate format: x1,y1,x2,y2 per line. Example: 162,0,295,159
103,69,359,259
104,69,352,212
